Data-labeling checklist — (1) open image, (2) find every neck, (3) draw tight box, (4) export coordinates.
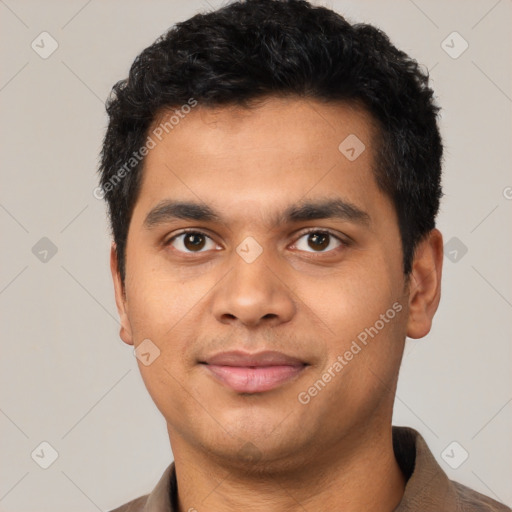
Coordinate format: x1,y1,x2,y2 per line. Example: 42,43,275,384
169,424,406,512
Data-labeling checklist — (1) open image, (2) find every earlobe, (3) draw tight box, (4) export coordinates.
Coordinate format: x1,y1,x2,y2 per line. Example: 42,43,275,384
110,243,134,346
406,229,443,339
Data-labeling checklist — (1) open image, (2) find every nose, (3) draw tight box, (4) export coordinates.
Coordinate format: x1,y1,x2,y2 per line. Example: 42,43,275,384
211,252,296,328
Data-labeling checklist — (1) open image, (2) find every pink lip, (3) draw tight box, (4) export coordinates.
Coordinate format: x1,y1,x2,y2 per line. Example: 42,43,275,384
200,350,308,393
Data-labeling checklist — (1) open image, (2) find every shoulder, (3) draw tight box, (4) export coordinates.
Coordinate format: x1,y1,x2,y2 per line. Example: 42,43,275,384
108,494,149,512
106,462,175,512
452,481,511,512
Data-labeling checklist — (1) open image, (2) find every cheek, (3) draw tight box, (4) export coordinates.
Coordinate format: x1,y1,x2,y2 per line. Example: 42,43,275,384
123,255,217,381
304,274,406,417
305,263,400,333
123,248,203,339
136,357,188,426
303,257,407,384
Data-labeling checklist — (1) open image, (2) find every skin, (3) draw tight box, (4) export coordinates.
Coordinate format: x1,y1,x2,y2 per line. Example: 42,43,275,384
111,97,443,512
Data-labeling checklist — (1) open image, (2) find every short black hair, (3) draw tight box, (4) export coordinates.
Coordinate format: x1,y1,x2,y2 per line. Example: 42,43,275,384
99,0,443,282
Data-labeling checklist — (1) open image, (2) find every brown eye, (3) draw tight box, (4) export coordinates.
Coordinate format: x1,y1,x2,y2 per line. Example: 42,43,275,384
294,230,342,253
183,233,206,251
168,231,217,253
308,232,329,251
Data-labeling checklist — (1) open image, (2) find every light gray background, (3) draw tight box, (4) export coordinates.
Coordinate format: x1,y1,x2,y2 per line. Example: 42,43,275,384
1,0,511,510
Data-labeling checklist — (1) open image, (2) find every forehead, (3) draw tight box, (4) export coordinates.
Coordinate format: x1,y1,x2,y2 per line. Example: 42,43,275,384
149,96,377,164
133,97,387,225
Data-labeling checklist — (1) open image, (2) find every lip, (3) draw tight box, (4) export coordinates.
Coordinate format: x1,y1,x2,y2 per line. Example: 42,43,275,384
200,350,308,393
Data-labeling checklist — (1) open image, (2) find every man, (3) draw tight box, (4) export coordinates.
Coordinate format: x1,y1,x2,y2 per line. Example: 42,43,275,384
99,0,509,510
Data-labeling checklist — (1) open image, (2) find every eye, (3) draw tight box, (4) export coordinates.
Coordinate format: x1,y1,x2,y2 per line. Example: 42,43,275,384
166,230,219,253
292,230,343,253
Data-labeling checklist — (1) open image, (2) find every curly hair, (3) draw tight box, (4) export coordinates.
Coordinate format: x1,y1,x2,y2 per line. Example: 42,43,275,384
99,0,443,282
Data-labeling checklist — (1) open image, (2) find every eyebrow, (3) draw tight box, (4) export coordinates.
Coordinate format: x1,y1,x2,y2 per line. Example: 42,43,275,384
143,198,371,229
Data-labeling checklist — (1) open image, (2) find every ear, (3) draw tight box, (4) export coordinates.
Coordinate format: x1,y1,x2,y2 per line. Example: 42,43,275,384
406,229,443,339
110,243,134,346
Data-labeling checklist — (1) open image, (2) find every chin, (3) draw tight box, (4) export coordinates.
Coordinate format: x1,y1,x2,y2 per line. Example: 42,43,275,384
194,413,311,468
206,438,309,476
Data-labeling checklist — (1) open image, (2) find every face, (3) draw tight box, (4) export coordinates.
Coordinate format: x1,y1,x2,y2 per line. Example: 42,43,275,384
111,97,441,471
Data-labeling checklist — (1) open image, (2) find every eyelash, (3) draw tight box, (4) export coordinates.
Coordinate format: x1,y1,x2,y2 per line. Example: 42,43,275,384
164,227,348,256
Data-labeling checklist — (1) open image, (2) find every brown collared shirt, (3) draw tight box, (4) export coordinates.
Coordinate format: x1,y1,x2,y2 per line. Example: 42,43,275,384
110,426,510,511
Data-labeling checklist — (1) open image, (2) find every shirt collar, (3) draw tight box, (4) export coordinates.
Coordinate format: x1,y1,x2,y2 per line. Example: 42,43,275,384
392,426,459,511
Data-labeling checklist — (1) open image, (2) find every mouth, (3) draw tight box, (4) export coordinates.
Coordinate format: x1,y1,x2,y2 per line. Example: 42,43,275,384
199,350,309,394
